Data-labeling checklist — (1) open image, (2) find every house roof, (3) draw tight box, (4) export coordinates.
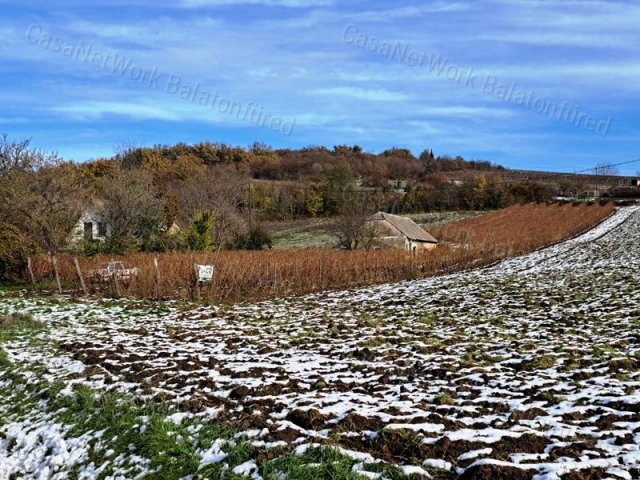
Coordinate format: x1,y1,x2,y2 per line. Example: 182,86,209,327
369,212,438,243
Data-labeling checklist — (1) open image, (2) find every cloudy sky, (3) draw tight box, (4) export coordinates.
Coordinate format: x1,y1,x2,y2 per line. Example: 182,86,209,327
1,0,639,173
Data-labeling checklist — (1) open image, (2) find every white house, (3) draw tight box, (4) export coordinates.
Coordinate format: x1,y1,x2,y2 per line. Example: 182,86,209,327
69,205,111,246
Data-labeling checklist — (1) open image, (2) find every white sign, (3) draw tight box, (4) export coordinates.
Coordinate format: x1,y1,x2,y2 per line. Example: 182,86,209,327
107,260,116,275
194,264,214,283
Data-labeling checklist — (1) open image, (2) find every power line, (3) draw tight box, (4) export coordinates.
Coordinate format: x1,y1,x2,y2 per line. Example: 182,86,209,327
573,158,640,175
482,158,640,186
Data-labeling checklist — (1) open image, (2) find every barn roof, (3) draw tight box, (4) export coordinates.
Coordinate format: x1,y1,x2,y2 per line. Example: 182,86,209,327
369,212,438,243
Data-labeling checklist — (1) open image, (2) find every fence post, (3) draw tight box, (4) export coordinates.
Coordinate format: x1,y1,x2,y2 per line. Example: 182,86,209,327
272,263,277,289
111,272,121,297
109,260,121,298
73,257,88,296
27,257,37,290
193,264,201,301
153,257,160,300
194,279,201,300
51,254,63,294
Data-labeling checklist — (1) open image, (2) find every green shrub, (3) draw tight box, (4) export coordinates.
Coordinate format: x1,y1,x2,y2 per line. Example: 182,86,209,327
186,211,214,252
232,226,273,250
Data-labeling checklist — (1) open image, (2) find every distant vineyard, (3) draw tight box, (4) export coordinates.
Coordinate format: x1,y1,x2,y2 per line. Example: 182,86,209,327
32,202,614,303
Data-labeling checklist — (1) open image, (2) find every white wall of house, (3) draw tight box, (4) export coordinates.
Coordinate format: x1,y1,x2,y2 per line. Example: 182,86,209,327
69,209,111,246
406,239,437,252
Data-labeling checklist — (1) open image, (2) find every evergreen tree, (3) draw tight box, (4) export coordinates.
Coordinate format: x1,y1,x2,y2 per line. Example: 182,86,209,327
186,211,214,252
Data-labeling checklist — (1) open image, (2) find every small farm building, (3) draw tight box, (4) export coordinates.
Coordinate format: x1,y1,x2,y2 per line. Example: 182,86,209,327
367,212,438,251
69,205,110,246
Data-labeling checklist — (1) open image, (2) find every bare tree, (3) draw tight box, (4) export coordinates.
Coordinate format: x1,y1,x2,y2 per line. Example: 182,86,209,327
330,191,382,250
0,134,61,175
594,163,620,176
175,169,247,246
98,168,166,252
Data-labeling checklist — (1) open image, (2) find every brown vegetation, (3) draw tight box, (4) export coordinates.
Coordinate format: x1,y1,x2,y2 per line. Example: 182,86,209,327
29,202,614,303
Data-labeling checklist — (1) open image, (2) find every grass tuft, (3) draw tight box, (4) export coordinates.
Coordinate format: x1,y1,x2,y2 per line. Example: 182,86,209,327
532,355,556,370
0,312,46,342
0,347,8,367
435,392,455,406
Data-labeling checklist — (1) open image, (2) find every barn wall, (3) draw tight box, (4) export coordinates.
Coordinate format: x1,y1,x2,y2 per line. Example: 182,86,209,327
368,218,437,251
408,241,437,251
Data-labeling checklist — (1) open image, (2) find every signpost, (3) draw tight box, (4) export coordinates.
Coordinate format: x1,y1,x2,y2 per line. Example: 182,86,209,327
194,264,214,283
193,264,215,299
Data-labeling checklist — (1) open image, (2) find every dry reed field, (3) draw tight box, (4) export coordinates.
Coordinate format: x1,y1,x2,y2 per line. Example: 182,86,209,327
34,202,614,303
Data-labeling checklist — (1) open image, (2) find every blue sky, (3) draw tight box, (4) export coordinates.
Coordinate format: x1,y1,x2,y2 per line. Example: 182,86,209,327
1,0,639,173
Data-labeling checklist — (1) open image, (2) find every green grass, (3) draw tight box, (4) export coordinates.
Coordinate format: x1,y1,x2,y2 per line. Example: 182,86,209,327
0,279,69,295
0,374,241,479
435,392,455,406
270,220,336,250
364,336,385,348
262,446,405,480
418,312,438,326
0,365,409,479
541,390,565,405
289,328,316,342
268,211,483,251
0,312,46,342
0,346,8,368
360,312,385,328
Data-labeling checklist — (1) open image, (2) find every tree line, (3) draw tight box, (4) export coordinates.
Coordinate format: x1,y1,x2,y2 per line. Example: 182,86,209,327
0,135,555,280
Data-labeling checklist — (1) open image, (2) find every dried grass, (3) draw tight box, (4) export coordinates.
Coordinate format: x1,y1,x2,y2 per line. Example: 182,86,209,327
35,202,614,303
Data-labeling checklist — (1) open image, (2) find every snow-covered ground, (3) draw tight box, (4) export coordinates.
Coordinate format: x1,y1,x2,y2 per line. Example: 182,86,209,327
2,206,640,480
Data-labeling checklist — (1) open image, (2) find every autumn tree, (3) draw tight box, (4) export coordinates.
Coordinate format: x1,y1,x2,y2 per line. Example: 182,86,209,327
305,190,324,217
0,134,60,174
97,168,166,253
0,221,35,280
0,137,88,255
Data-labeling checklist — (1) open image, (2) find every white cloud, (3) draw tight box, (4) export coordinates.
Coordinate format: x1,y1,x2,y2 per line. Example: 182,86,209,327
3,0,639,168
181,0,332,7
311,86,411,101
52,101,183,121
345,2,470,21
419,106,515,118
